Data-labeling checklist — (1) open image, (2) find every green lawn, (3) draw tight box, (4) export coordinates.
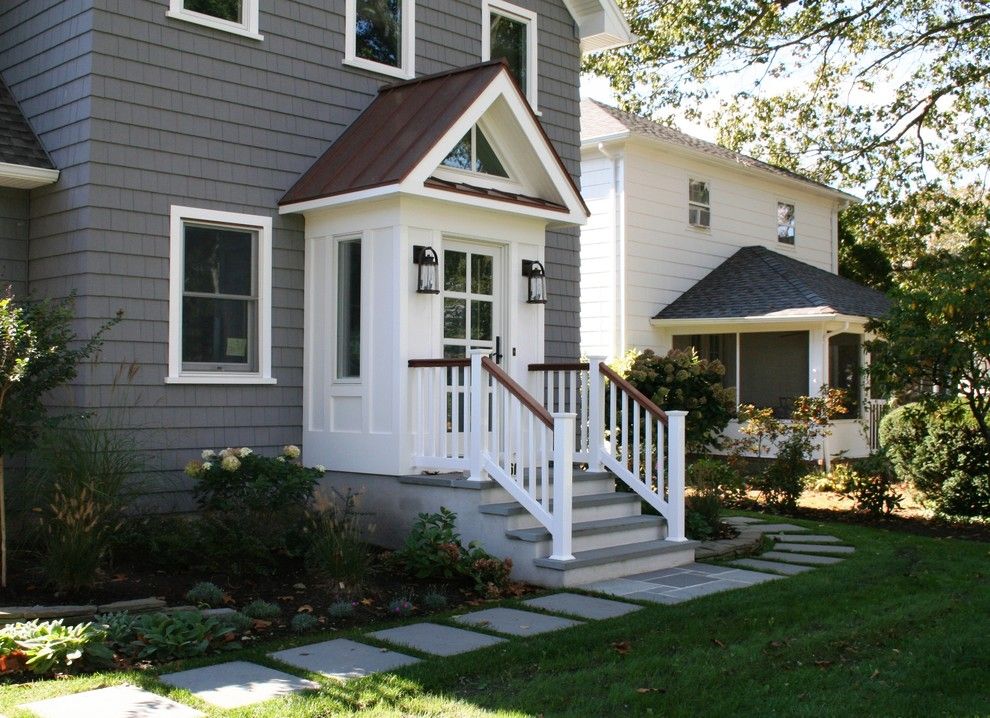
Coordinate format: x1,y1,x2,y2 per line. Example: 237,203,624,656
1,515,988,717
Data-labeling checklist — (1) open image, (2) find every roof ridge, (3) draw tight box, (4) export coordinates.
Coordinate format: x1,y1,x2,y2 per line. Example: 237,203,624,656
750,247,834,310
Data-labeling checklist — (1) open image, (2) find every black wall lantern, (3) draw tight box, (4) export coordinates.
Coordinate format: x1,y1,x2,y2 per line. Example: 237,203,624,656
522,259,548,304
413,245,440,294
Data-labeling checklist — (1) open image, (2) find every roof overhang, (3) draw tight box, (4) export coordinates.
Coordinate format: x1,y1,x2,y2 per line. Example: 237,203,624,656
281,70,589,225
651,313,871,328
585,133,860,207
0,162,59,189
563,0,636,53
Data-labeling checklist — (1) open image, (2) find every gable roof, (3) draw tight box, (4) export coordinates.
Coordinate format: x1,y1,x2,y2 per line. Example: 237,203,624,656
653,246,890,322
581,99,857,204
280,61,588,223
0,75,59,189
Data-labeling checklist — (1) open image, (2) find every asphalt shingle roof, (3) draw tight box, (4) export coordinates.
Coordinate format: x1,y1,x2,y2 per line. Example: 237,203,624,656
581,99,854,200
0,76,54,169
653,246,891,321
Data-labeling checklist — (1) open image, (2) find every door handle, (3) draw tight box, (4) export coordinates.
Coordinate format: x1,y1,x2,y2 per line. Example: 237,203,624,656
491,336,504,364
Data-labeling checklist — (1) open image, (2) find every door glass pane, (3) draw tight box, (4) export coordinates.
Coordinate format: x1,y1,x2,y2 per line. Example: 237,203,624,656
491,13,526,92
355,0,401,67
444,298,466,339
184,225,253,296
471,301,492,341
444,250,466,292
443,344,465,359
184,0,241,22
471,254,493,295
336,239,361,379
182,297,251,365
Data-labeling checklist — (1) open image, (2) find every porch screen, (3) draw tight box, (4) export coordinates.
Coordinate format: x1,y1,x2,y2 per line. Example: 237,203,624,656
672,334,736,391
828,332,862,418
738,331,808,416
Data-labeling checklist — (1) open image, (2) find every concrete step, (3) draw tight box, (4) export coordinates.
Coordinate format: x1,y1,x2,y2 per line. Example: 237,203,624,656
506,514,666,553
399,469,615,503
527,539,699,588
479,491,642,530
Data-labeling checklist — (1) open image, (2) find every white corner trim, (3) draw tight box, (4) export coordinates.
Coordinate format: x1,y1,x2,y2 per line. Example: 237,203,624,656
344,0,415,80
167,205,274,385
0,162,59,189
166,0,263,40
482,0,539,110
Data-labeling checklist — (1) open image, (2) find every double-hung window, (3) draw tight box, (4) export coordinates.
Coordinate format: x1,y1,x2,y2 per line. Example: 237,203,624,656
167,0,262,40
345,0,416,79
167,207,274,384
688,179,710,228
483,0,538,108
777,202,796,244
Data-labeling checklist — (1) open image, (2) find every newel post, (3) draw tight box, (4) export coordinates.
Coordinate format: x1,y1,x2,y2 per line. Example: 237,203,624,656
550,412,576,561
587,356,606,472
665,410,688,542
468,351,486,482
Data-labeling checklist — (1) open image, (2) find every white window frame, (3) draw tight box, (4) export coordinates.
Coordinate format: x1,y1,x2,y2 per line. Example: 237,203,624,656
166,0,263,41
482,0,538,110
688,178,711,229
777,200,797,245
167,206,275,385
344,0,416,80
333,235,363,383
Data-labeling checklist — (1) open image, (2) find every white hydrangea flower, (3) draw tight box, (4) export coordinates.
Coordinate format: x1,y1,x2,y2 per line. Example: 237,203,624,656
315,465,327,473
221,454,241,472
202,461,213,471
219,447,234,459
202,449,215,460
283,444,301,459
238,447,252,458
276,456,286,462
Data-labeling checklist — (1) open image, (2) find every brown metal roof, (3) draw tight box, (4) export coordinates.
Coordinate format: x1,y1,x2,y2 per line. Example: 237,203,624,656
280,60,586,215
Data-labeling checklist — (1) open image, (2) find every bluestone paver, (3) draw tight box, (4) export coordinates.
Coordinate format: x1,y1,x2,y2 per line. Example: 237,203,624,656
160,661,319,709
715,568,784,585
723,516,766,525
577,577,658,596
730,558,814,575
746,523,810,533
522,592,642,619
643,571,719,588
369,623,506,656
21,685,204,718
269,639,419,680
775,543,855,554
453,607,582,636
770,533,843,543
761,551,844,565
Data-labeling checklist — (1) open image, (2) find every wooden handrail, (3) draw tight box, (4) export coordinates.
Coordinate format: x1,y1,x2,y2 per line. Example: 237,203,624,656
598,361,669,425
408,358,471,368
527,362,590,371
481,356,554,429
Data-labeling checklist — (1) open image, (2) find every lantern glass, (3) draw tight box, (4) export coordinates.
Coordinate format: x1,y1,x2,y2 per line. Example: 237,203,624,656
414,246,440,294
524,260,547,304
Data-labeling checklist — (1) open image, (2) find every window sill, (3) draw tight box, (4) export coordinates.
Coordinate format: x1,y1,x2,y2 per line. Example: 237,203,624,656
166,373,277,385
687,223,711,233
343,56,413,81
165,10,264,41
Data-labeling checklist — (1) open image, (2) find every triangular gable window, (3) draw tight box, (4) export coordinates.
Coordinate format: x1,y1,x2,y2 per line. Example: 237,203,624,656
441,126,509,178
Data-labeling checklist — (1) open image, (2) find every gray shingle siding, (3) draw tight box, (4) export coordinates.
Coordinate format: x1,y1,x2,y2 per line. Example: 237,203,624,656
1,0,583,495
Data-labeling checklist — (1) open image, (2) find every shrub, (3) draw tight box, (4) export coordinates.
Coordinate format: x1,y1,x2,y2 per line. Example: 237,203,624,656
808,462,860,494
185,446,326,575
462,547,513,598
290,613,319,633
618,348,736,449
0,620,112,675
185,581,226,608
687,457,744,505
880,401,990,517
420,590,448,612
127,611,238,662
110,514,202,570
750,434,810,511
32,415,145,592
224,612,254,634
388,597,414,617
95,611,138,646
844,453,903,517
242,600,281,620
327,601,355,620
305,488,371,590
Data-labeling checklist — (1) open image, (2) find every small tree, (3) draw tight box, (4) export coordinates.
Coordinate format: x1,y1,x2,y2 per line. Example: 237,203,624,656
0,290,118,586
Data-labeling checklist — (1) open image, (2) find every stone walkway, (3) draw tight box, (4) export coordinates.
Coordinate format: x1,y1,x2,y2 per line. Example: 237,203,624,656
18,516,854,717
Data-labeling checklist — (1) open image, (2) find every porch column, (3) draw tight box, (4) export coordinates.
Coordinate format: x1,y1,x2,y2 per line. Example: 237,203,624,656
808,326,828,467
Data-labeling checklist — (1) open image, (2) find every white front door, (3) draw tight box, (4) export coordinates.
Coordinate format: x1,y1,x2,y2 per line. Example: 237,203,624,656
442,240,504,363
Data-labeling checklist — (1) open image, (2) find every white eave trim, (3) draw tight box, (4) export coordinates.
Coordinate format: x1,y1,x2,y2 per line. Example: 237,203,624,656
650,313,871,327
0,162,59,189
563,0,636,54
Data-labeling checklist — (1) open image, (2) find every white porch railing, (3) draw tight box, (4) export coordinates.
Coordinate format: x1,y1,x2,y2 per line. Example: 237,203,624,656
409,353,576,560
528,362,591,462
